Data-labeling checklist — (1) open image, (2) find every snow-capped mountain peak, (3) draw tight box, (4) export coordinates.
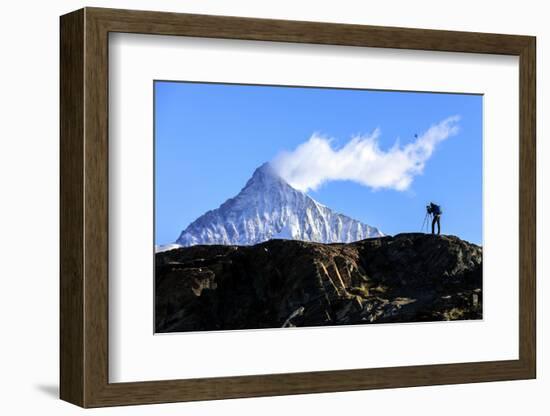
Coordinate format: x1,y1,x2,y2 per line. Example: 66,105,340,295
176,162,382,246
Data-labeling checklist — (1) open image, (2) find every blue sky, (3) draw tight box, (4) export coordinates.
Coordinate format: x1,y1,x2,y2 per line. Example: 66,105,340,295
155,81,482,245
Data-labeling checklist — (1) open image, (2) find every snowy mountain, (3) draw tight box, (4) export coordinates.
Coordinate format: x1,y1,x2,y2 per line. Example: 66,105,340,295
176,163,383,247
155,243,184,253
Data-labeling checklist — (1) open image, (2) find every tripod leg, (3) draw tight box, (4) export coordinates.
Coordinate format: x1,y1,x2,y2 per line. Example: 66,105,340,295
421,213,428,232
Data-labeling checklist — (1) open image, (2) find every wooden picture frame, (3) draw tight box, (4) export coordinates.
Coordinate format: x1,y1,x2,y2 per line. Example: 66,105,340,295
60,7,536,408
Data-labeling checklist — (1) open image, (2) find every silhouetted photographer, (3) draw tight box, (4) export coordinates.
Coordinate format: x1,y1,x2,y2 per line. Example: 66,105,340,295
426,202,442,235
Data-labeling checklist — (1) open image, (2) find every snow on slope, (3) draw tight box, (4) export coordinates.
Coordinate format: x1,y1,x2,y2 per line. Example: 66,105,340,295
176,163,383,247
155,243,183,253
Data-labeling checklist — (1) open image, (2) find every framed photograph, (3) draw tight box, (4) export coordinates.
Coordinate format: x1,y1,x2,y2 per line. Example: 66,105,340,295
60,7,536,408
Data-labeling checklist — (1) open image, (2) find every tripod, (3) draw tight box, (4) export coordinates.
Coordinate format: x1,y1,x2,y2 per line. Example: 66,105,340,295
421,211,432,233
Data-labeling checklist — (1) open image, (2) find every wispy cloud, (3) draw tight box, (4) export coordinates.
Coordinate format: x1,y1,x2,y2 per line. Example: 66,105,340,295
271,116,460,192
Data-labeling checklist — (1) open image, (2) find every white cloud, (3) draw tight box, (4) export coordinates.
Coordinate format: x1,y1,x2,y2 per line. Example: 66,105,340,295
271,116,460,192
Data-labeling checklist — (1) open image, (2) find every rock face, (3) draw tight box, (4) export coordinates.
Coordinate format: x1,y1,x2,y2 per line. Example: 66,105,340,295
176,163,382,247
155,233,482,333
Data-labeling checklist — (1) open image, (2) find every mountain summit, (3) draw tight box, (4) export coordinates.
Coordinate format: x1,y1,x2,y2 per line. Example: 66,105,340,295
176,163,383,247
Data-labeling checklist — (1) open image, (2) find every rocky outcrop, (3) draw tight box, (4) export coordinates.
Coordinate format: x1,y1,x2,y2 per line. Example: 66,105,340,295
155,233,482,333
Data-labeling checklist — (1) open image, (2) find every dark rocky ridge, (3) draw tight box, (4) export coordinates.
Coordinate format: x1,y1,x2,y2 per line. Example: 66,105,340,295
155,233,482,333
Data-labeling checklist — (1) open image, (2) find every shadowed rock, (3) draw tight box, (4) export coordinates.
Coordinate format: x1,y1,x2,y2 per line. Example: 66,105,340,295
155,233,482,333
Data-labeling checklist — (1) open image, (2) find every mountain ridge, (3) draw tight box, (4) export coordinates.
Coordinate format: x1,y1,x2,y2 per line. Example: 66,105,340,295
175,163,383,247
